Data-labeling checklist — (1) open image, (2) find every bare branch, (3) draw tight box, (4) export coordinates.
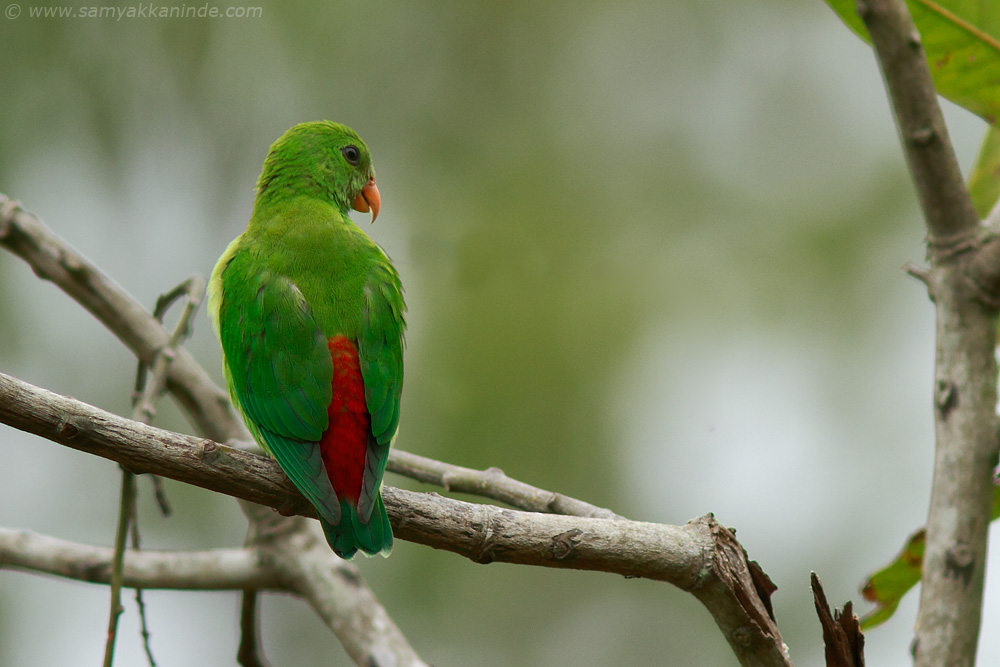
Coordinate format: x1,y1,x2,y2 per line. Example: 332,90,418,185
811,573,865,667
0,528,278,590
103,468,136,667
0,369,705,578
902,261,930,287
235,500,431,666
387,450,624,519
265,517,432,666
0,369,791,667
134,275,206,424
237,590,270,667
0,195,238,443
856,0,979,242
1,519,430,667
857,2,1000,665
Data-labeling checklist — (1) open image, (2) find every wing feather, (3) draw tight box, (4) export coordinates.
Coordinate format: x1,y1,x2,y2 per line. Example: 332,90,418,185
356,260,405,521
216,263,341,524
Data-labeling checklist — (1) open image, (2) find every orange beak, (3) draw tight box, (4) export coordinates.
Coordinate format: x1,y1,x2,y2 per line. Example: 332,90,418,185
352,178,381,224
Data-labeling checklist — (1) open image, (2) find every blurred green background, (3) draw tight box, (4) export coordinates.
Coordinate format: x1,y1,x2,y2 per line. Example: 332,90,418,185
1,1,998,665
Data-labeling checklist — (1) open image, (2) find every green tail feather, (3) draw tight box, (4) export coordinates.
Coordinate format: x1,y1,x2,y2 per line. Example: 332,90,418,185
321,494,392,559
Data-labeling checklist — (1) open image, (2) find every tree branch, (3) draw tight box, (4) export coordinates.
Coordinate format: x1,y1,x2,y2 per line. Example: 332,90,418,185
811,573,864,667
0,369,705,579
238,501,429,667
0,370,791,666
387,450,624,519
857,2,1000,665
0,520,429,667
237,589,270,667
0,195,238,444
0,528,278,590
856,0,979,242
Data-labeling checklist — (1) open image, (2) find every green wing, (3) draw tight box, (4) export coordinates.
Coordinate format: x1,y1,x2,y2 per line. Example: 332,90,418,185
356,259,405,522
217,262,342,525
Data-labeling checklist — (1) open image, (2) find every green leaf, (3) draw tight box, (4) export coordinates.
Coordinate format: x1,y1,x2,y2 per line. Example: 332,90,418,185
859,481,1000,629
968,125,1000,217
824,0,1000,124
859,529,924,629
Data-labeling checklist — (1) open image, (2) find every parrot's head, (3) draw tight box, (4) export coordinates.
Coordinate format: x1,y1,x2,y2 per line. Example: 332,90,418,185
255,120,381,222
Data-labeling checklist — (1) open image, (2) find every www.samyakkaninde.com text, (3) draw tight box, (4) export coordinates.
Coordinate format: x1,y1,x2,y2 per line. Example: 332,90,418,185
15,4,262,19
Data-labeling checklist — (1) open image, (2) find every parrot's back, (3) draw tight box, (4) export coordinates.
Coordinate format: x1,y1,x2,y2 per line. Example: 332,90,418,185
208,122,404,559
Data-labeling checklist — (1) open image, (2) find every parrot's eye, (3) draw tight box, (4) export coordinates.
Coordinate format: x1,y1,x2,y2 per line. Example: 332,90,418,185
341,145,361,165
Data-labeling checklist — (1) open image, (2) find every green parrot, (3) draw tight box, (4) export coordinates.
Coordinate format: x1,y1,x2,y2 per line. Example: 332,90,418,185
208,121,405,558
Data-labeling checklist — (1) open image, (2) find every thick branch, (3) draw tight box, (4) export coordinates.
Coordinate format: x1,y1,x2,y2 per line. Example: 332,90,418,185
858,3,1000,666
0,369,713,580
0,370,791,667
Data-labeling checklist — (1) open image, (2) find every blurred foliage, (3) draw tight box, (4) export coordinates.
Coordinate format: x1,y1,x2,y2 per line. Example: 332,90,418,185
0,1,994,666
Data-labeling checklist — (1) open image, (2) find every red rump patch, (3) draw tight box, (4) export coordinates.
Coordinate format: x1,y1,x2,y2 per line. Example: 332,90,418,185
320,335,370,506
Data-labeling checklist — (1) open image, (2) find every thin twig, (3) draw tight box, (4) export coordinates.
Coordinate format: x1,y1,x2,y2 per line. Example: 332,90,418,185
140,276,206,516
902,262,930,286
136,275,207,424
102,469,136,667
106,276,206,665
227,440,625,521
387,450,624,519
130,520,156,667
148,477,172,518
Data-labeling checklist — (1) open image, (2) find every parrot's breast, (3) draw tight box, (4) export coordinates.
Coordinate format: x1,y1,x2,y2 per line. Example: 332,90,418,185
320,334,370,504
